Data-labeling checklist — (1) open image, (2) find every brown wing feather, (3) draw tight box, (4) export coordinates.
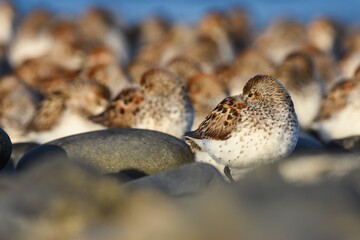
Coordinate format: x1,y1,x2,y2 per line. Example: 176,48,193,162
26,93,66,131
90,87,144,128
189,96,246,140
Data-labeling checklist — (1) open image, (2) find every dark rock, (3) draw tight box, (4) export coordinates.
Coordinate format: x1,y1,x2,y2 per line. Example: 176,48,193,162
327,136,360,153
105,169,149,183
0,160,132,239
17,129,194,174
126,163,225,196
10,142,39,166
0,128,12,170
2,142,39,172
293,130,325,155
17,144,69,170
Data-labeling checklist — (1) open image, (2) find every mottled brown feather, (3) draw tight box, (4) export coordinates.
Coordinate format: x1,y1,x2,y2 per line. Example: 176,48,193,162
90,87,144,128
26,92,66,131
187,96,246,140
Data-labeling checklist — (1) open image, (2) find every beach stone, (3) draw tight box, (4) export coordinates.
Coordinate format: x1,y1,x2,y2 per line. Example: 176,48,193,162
2,142,39,172
126,162,225,196
105,169,149,183
229,165,360,240
17,128,194,174
1,159,360,240
0,160,251,240
0,128,12,170
0,160,139,239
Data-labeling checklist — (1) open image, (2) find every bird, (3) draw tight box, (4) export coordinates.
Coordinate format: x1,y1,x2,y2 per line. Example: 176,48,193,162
25,79,110,143
306,16,344,58
0,75,40,143
8,9,54,67
0,1,15,49
185,72,228,129
166,56,202,83
255,19,307,64
312,66,360,142
184,75,299,181
78,7,129,65
198,11,235,64
90,68,194,138
79,45,130,98
275,51,324,129
224,48,275,96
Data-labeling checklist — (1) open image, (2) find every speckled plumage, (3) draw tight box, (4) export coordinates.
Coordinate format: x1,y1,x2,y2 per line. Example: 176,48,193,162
91,68,194,138
184,75,299,181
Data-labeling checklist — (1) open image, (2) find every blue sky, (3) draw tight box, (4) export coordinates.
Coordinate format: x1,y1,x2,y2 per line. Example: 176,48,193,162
12,0,360,28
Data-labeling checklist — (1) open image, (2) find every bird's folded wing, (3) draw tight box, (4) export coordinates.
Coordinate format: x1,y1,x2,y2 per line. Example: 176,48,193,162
187,96,246,140
26,93,65,131
89,87,144,128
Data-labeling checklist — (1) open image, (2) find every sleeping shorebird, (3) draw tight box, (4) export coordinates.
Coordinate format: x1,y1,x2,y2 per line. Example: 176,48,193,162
26,80,110,143
275,51,324,129
312,66,360,142
184,75,299,181
90,68,194,138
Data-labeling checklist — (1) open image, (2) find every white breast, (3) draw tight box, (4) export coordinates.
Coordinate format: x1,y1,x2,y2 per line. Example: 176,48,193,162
204,125,297,169
9,34,53,66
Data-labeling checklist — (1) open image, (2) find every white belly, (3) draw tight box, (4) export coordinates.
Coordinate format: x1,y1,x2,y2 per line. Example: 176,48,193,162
28,110,105,143
192,122,298,170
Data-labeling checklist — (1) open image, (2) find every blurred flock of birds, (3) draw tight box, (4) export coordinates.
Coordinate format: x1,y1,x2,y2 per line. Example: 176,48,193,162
1,1,360,147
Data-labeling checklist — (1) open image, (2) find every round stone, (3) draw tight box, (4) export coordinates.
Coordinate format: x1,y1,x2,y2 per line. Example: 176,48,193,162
125,163,225,196
3,142,39,171
17,129,194,174
0,128,12,170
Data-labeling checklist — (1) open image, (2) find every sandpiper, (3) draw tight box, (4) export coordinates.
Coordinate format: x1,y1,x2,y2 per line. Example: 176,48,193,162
91,68,194,138
184,75,299,181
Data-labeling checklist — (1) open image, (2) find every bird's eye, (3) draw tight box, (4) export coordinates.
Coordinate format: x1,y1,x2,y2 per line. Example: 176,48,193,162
248,93,253,98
